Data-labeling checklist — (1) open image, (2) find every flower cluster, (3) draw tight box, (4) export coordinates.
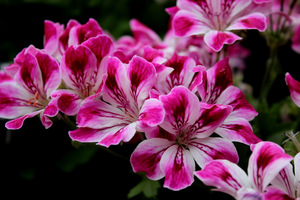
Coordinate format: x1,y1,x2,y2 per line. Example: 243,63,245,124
1,0,300,198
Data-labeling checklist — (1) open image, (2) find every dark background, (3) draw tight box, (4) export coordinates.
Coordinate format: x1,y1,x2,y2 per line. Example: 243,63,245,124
1,0,300,199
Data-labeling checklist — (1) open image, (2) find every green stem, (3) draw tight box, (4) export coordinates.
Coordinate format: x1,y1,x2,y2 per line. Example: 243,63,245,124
57,113,77,130
259,45,279,107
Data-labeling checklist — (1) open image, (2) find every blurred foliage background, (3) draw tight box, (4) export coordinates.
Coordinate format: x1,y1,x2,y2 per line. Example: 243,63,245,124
0,0,300,199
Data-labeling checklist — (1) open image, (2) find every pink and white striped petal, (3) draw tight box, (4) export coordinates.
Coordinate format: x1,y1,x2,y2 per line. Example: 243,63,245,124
227,13,267,32
264,187,295,200
127,56,156,108
137,98,165,131
5,110,42,130
60,45,98,97
271,164,296,198
248,142,293,192
53,90,83,116
173,10,211,37
43,20,64,58
292,25,300,54
198,57,233,104
294,152,300,196
191,103,232,138
195,159,250,198
189,137,239,168
216,85,258,121
286,73,300,107
215,117,261,145
130,138,174,180
159,86,201,136
68,18,103,46
160,145,195,190
204,30,242,52
76,99,129,129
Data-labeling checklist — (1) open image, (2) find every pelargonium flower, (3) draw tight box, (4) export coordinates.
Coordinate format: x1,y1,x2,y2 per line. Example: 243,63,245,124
198,57,260,145
195,141,293,199
69,56,165,147
286,73,300,107
152,53,205,97
130,86,238,191
172,0,267,51
51,35,114,115
116,19,166,60
0,45,61,129
44,18,103,61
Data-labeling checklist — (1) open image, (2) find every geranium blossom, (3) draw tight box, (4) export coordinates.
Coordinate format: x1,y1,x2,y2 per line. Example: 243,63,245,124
51,35,114,115
0,45,61,129
195,141,293,199
130,86,238,191
69,56,165,147
197,57,260,145
44,18,103,61
172,0,267,51
285,73,300,108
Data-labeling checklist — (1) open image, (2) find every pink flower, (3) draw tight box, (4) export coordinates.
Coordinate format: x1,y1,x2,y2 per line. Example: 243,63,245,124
198,57,260,145
195,141,293,199
172,0,267,51
116,19,166,60
69,56,165,147
152,53,205,96
43,18,103,61
130,86,238,191
51,35,114,116
0,46,61,129
285,73,300,107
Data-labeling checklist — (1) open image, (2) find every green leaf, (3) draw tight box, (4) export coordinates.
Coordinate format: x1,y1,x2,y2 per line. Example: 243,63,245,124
128,177,160,199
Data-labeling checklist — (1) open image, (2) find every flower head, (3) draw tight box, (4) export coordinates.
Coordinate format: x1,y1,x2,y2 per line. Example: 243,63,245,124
172,0,267,51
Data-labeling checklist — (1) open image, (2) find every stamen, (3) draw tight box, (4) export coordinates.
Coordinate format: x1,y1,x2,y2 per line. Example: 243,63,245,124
27,91,39,106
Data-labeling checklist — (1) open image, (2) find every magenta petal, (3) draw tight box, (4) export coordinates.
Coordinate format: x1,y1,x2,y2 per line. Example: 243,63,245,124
173,10,210,37
216,118,261,145
97,122,137,147
82,35,114,65
286,73,300,107
217,86,258,120
189,137,239,168
130,19,162,45
204,31,242,52
128,56,156,107
192,103,232,138
271,164,295,198
5,111,41,129
76,99,127,129
138,98,165,130
159,86,201,136
35,51,61,97
160,145,195,191
56,91,83,115
227,13,267,32
248,141,293,192
199,57,233,104
195,160,250,198
43,20,64,58
60,45,97,96
264,187,295,200
43,98,59,117
130,138,174,180
69,127,104,143
292,25,300,54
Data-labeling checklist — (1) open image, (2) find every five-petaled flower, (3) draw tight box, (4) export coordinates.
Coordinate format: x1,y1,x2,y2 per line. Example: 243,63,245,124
130,86,239,190
172,0,267,51
0,45,61,129
69,56,165,147
195,141,293,199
